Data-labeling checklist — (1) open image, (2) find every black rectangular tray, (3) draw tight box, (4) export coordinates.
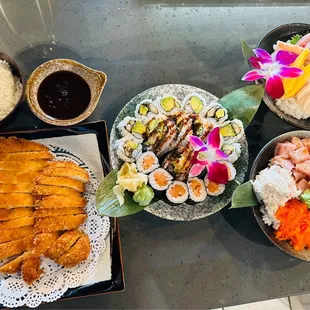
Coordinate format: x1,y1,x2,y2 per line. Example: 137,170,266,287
0,120,125,305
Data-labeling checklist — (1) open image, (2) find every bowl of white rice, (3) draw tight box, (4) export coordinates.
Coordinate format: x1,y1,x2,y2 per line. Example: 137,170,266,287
0,52,24,125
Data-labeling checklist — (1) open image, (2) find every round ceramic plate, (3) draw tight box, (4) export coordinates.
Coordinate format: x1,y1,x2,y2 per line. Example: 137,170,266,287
250,130,310,261
257,23,310,130
110,84,249,221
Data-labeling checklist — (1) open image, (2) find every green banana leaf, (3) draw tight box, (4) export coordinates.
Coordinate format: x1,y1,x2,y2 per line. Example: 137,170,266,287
230,181,259,209
96,168,158,217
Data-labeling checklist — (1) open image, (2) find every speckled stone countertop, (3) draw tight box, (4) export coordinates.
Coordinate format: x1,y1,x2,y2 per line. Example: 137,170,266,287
1,0,310,309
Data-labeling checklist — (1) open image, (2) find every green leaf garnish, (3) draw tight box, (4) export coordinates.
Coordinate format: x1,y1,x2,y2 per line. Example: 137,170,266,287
300,189,310,208
230,181,259,209
290,34,302,45
96,168,158,217
219,84,265,128
241,40,255,63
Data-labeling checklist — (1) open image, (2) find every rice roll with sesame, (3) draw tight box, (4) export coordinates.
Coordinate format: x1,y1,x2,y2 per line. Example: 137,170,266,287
117,116,147,140
115,136,142,163
204,177,225,196
136,151,159,174
149,168,173,191
157,95,181,114
182,93,206,115
166,181,189,204
135,99,159,122
222,143,241,163
220,119,244,143
220,161,236,181
187,178,207,202
205,103,228,124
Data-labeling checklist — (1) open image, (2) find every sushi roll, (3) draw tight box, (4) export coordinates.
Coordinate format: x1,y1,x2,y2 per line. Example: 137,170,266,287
187,178,207,202
117,116,147,140
204,103,228,124
182,93,206,115
219,161,236,181
166,181,189,204
136,151,160,174
149,168,173,191
204,177,225,196
156,95,181,115
222,143,241,163
220,119,244,143
135,99,159,122
115,136,142,163
191,114,212,138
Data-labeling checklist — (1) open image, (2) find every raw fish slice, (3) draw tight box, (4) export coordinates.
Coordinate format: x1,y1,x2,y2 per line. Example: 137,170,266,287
290,147,310,164
274,142,297,158
302,138,310,152
296,160,310,177
297,179,309,192
293,170,306,182
291,137,304,149
270,156,294,172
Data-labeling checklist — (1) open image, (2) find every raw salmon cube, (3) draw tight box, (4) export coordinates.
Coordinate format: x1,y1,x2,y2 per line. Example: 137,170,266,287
274,142,297,158
292,137,304,149
296,160,310,177
297,179,309,192
293,170,306,182
270,156,294,171
290,147,310,164
302,139,310,152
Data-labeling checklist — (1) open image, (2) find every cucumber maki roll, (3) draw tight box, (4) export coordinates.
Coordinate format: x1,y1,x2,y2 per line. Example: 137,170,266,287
222,143,241,163
135,99,159,122
136,151,160,174
156,95,181,115
220,119,244,144
115,136,142,163
166,181,189,204
187,177,207,202
182,93,206,116
204,102,228,124
117,116,147,140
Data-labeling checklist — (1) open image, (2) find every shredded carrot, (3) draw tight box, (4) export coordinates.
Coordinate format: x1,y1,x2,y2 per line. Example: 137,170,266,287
275,199,310,251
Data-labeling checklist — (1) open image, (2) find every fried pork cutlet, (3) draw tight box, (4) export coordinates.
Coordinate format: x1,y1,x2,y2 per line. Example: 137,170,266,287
0,252,26,273
0,194,34,209
33,185,81,196
34,214,87,234
35,195,86,209
0,171,40,184
0,183,33,194
0,208,33,221
35,176,85,192
42,167,89,183
56,234,91,267
34,207,85,218
46,161,88,174
0,151,53,161
0,226,33,244
21,254,42,284
0,160,48,172
0,137,49,153
0,235,34,260
45,230,83,260
0,217,34,231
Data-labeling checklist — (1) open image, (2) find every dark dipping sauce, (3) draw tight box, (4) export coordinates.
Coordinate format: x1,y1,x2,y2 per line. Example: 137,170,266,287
37,71,91,120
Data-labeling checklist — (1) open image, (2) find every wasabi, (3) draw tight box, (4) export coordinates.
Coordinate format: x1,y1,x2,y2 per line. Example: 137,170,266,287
133,184,155,206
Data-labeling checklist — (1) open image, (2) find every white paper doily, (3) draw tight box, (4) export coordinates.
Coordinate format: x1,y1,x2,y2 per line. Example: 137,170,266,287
0,145,110,308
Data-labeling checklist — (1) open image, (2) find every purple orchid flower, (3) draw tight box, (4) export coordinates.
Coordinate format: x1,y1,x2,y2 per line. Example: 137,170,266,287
242,48,303,99
189,127,229,184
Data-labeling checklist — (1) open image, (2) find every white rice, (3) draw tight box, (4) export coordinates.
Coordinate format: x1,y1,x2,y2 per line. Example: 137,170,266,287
275,97,310,120
0,60,22,121
252,165,300,229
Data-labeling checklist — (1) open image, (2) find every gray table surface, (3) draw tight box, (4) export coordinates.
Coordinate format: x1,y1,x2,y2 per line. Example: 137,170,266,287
0,0,310,309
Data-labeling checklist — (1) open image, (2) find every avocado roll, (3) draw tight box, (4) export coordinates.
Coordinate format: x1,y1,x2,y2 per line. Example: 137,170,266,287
166,181,189,204
117,116,147,140
182,93,206,116
115,136,142,163
222,143,241,163
204,177,225,196
135,99,159,122
149,168,173,191
187,177,207,202
156,95,181,115
220,119,244,143
136,151,159,174
204,103,228,124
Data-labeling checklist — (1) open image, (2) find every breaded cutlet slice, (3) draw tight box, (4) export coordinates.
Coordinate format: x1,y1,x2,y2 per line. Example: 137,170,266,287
0,137,49,153
0,194,34,208
34,214,87,234
34,195,86,209
34,207,85,218
0,217,34,231
56,234,91,267
0,184,34,194
45,230,83,260
21,254,42,284
0,171,40,184
0,252,27,273
0,235,34,260
0,208,33,221
0,160,48,172
42,167,89,183
35,176,85,192
0,226,33,244
0,151,53,161
46,161,88,174
33,185,81,196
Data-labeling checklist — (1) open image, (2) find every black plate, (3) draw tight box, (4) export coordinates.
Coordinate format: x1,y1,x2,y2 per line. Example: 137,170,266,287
257,23,310,130
250,130,310,261
0,120,125,307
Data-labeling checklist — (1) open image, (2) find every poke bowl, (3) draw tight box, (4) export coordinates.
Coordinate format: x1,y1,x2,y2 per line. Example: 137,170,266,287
250,130,310,261
110,84,249,221
257,23,310,130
